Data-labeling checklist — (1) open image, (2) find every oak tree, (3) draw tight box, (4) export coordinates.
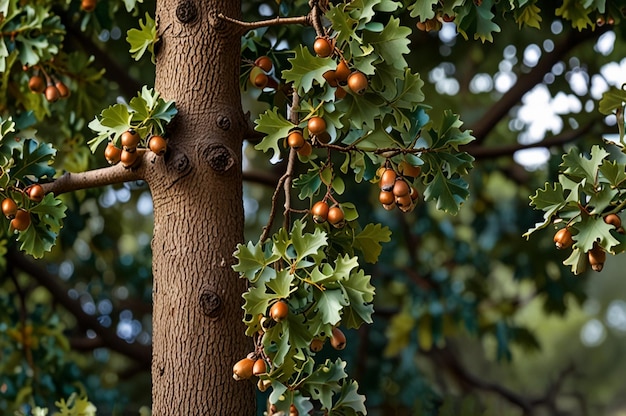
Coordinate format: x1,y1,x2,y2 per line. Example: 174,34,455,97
2,1,626,415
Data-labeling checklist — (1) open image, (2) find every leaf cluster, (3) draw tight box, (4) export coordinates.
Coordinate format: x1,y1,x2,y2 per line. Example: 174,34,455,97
0,1,65,71
233,220,379,414
254,0,476,214
525,145,626,274
0,114,67,258
407,0,620,42
87,86,177,152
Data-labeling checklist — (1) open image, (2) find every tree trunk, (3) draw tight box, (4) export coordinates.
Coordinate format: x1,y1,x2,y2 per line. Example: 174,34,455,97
148,0,256,413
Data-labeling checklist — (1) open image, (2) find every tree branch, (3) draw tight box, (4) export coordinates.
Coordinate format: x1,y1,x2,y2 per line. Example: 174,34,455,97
41,154,148,196
218,13,312,34
468,27,609,144
7,249,152,367
465,121,595,159
427,346,534,414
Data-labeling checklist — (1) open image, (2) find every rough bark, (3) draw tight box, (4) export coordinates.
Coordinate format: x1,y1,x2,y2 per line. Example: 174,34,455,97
147,0,255,414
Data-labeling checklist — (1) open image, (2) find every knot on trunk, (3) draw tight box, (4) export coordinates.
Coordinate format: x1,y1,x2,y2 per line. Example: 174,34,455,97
216,115,231,131
199,290,222,319
204,143,236,173
176,0,198,24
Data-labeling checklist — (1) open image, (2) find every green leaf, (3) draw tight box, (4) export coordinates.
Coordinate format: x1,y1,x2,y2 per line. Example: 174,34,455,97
266,269,295,299
254,108,295,160
524,182,566,236
326,5,361,46
302,359,348,410
341,269,375,329
587,186,618,216
336,93,385,131
333,254,359,280
126,13,157,63
10,138,56,180
561,145,609,183
310,263,340,286
426,110,475,150
291,220,328,266
332,380,367,414
407,0,437,19
362,17,411,70
313,288,348,326
598,86,626,115
30,193,67,234
563,246,587,275
599,160,626,188
353,223,392,263
129,86,178,135
555,0,594,31
391,69,425,111
264,312,312,366
88,104,132,152
456,0,501,43
350,123,399,151
14,193,66,259
15,217,55,259
515,1,542,29
294,168,323,200
572,213,621,254
282,46,337,95
232,240,279,283
423,171,470,215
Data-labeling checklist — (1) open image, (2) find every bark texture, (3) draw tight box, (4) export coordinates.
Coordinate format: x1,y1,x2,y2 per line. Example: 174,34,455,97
148,0,255,413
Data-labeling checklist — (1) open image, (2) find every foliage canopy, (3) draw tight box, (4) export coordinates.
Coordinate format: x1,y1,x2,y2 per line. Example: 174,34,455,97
2,0,626,415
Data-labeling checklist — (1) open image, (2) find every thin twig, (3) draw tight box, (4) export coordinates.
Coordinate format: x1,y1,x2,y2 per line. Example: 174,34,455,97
218,13,311,33
260,172,289,243
283,94,301,228
308,0,325,38
259,93,301,241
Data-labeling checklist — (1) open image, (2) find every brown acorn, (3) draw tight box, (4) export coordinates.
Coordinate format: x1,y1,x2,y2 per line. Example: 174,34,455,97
232,357,255,380
311,201,330,224
604,214,622,229
252,359,267,376
553,228,574,249
44,84,60,102
347,71,368,95
588,243,606,272
330,327,346,350
269,300,288,322
379,168,396,192
2,198,18,219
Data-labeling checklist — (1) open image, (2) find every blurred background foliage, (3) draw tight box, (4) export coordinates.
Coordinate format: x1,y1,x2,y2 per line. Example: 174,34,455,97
2,0,626,415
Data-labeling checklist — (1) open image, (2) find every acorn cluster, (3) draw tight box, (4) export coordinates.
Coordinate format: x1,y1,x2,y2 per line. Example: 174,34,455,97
27,67,70,103
377,161,420,213
553,213,623,272
416,13,455,32
287,115,330,156
311,200,345,228
249,56,278,90
314,36,369,99
104,129,167,169
1,184,46,232
233,298,347,404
